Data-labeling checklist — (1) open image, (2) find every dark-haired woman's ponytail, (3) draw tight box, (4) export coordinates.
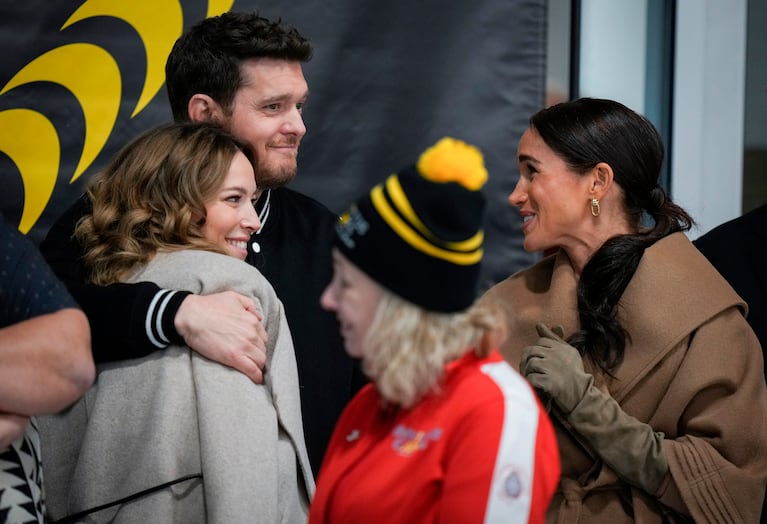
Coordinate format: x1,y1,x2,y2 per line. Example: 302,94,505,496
570,189,694,375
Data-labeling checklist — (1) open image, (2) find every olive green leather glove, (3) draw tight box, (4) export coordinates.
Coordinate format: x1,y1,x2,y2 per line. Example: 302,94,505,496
520,323,591,414
520,323,669,494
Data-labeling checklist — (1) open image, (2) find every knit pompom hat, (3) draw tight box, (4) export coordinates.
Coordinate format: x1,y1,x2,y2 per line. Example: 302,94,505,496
334,137,488,312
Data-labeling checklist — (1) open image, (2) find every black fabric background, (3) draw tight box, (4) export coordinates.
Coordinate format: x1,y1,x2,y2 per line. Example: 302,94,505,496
0,0,545,288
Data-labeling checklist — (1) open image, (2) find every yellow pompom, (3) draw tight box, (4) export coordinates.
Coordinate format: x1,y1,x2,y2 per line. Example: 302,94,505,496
416,137,488,191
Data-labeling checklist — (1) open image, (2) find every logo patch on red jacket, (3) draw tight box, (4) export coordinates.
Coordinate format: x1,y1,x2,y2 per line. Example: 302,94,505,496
494,465,527,500
503,470,523,498
391,424,442,456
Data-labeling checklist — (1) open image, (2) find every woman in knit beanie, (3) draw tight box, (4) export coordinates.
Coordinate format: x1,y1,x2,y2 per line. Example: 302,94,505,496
308,137,560,523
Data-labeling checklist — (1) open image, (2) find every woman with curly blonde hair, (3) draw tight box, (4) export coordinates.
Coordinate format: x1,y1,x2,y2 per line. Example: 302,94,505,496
308,138,560,523
76,122,256,284
39,122,314,523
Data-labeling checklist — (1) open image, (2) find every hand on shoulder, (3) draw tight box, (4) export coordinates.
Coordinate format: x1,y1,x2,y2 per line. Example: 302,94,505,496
175,291,268,384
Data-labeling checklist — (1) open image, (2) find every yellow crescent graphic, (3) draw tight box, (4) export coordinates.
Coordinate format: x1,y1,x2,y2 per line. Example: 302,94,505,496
0,109,60,233
207,0,235,17
1,43,121,184
0,1,236,233
61,0,184,117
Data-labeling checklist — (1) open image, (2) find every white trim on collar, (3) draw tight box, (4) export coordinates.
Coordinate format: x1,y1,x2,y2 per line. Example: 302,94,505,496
256,189,271,235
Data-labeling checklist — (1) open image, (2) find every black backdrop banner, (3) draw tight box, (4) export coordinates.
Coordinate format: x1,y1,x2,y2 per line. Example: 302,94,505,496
0,0,544,289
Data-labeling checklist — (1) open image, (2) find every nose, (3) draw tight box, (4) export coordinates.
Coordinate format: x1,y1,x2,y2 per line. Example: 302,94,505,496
319,281,338,312
508,177,528,208
241,202,261,233
283,106,306,137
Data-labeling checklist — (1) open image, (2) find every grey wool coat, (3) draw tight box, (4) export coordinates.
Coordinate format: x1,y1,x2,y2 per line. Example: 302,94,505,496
39,250,315,524
483,233,767,523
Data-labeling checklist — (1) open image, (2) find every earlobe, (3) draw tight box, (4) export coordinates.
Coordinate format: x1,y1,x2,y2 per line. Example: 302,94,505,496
187,94,221,123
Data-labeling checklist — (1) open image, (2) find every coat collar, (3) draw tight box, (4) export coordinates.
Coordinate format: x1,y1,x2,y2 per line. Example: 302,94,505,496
489,233,745,400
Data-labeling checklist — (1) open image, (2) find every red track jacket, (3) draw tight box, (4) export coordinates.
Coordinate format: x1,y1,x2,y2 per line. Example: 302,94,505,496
308,350,560,523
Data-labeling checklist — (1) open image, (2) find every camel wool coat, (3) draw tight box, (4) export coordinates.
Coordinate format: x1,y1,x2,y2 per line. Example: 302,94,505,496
482,232,767,523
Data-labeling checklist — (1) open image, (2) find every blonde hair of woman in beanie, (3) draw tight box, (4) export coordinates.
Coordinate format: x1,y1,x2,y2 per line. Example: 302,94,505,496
308,138,561,524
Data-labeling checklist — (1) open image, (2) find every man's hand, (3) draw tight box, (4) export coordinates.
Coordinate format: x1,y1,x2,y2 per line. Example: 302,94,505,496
175,292,268,383
0,413,29,450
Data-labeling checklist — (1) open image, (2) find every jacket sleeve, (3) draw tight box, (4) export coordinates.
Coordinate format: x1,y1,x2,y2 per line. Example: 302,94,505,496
661,307,767,523
439,384,559,524
40,195,188,362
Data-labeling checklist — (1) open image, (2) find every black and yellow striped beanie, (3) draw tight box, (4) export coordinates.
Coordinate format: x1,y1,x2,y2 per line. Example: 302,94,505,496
334,137,487,313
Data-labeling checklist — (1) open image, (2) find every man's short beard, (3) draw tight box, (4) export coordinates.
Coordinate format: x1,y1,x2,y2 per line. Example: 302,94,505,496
255,165,298,189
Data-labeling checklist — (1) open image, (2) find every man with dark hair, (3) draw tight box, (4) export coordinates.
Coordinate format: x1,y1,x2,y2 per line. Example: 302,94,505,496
41,11,363,475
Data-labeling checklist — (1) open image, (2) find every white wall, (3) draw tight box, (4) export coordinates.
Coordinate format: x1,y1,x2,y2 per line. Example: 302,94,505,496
578,0,648,114
556,0,749,237
671,0,747,236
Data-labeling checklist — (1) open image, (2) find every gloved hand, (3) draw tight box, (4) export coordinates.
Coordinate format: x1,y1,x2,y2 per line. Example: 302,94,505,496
520,322,669,494
520,323,591,414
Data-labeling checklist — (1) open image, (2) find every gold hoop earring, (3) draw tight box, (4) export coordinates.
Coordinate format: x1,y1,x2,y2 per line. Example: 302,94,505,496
590,198,601,217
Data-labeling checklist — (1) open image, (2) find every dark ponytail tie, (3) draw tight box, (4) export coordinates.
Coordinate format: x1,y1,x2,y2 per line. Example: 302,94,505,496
647,185,667,213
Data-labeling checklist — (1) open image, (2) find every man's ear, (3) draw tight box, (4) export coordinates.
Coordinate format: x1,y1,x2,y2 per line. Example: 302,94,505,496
590,162,614,200
187,94,223,123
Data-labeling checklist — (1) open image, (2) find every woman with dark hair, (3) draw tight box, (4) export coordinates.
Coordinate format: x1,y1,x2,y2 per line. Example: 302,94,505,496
483,97,767,522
